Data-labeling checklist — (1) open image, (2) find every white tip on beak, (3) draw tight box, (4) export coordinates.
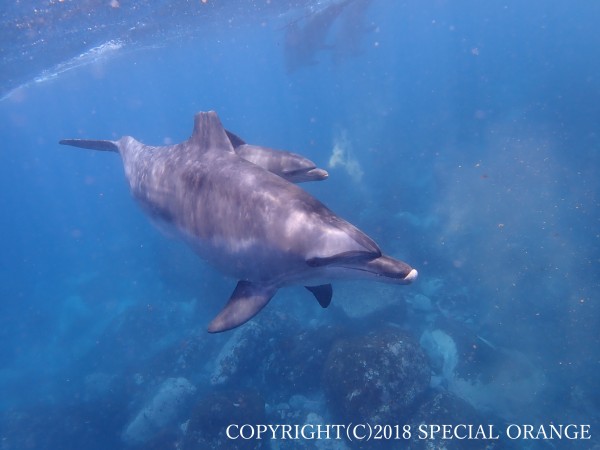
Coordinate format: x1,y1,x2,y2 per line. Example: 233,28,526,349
404,268,418,283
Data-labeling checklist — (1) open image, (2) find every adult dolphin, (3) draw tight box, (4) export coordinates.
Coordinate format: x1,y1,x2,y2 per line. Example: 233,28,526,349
60,111,417,333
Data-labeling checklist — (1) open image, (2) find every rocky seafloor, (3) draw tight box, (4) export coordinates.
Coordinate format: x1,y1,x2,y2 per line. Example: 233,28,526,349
1,280,557,450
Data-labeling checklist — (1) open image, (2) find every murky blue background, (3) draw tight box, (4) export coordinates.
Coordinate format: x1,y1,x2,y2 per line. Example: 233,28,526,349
0,1,598,448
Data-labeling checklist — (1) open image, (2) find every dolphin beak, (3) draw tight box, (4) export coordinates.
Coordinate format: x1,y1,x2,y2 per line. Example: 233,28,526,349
362,255,418,284
289,167,329,183
404,268,418,284
307,168,329,180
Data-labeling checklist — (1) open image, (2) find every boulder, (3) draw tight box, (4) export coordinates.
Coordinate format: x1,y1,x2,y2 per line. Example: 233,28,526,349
263,324,345,398
122,377,196,445
409,391,507,450
181,389,266,450
323,327,430,424
210,310,300,387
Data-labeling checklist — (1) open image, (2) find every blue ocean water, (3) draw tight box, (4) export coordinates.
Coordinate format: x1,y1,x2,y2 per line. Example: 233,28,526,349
0,1,598,449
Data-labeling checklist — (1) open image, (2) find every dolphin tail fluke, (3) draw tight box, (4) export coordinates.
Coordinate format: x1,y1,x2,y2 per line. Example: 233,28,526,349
207,281,277,333
305,284,333,308
59,139,120,153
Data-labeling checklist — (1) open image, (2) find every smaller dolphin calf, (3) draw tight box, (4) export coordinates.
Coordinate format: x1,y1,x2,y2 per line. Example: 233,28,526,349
225,129,328,183
60,112,417,332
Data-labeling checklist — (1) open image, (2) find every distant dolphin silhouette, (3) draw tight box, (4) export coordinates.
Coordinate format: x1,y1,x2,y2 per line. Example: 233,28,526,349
60,111,417,333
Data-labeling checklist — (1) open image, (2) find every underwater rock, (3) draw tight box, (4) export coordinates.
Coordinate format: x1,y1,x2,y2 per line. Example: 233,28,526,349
210,310,299,387
323,327,430,424
122,377,196,445
267,393,328,429
409,391,506,450
407,293,434,313
268,409,350,450
86,297,201,380
333,283,405,320
420,328,458,388
422,320,546,421
210,321,265,386
267,394,352,450
419,277,444,299
181,389,266,450
263,324,345,398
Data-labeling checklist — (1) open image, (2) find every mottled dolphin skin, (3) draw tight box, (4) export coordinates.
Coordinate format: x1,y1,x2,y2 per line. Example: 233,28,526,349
60,111,417,332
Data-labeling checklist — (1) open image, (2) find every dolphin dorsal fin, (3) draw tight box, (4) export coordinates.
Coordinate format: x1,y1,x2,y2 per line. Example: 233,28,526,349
191,111,235,153
225,129,246,148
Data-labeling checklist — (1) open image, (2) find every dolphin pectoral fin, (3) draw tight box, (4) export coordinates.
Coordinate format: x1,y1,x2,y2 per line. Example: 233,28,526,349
207,281,277,333
305,284,333,308
59,139,119,153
